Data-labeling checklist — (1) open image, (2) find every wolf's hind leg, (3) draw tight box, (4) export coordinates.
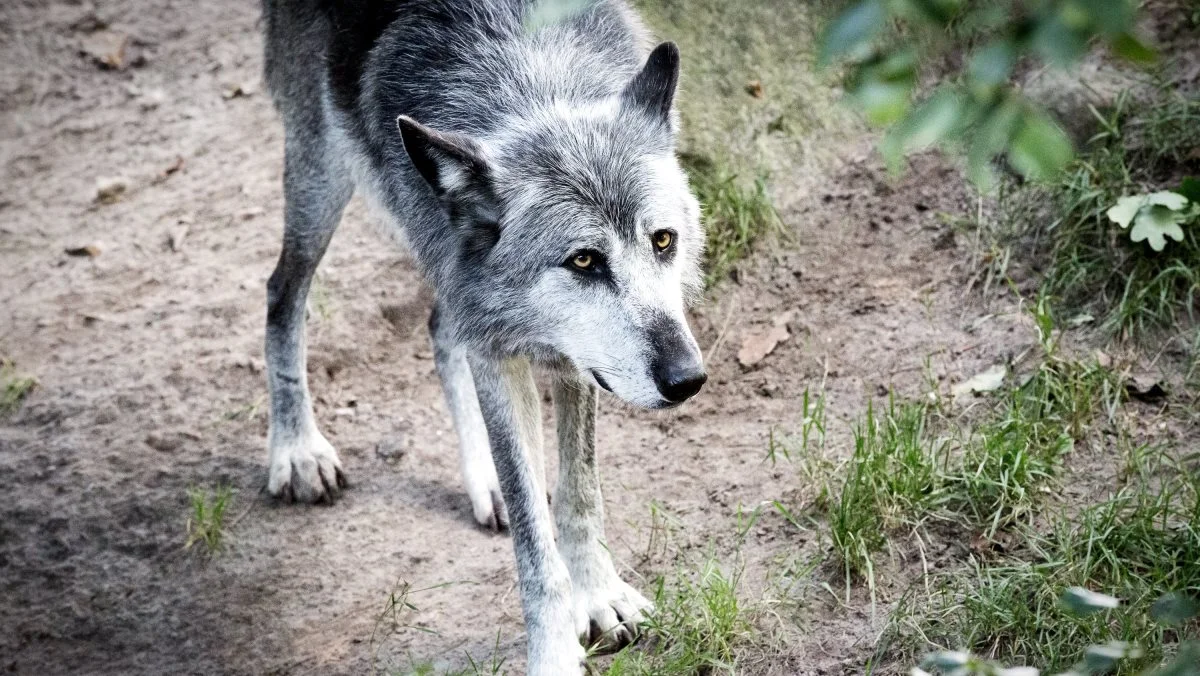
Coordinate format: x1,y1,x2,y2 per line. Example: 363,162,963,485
264,124,354,504
429,306,509,530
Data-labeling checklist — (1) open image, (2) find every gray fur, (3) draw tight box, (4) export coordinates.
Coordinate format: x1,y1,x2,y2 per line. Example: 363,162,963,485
259,1,705,671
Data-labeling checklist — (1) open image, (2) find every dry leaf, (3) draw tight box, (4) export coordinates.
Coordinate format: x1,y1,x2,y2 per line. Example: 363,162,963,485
737,311,793,367
745,79,764,98
80,30,129,69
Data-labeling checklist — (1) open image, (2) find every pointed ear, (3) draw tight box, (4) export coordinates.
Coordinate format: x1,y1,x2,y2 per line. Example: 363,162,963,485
621,42,680,121
397,115,492,197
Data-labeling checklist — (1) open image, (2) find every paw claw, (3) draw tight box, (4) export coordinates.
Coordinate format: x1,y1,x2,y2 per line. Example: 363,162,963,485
574,577,651,654
491,489,509,531
268,430,346,505
318,473,336,505
473,487,509,533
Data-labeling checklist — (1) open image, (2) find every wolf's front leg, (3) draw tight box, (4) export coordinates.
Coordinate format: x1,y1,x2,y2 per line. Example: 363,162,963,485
553,375,653,652
264,136,354,503
468,354,584,675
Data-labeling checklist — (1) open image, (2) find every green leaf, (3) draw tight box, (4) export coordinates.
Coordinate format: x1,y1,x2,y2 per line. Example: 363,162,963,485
1145,190,1190,210
1083,641,1142,672
1008,109,1073,181
875,47,918,79
881,88,964,171
921,651,970,670
1106,195,1145,228
848,50,917,126
1059,1,1093,30
967,97,1021,189
819,0,886,66
1178,176,1200,203
853,79,914,125
888,0,961,24
1150,593,1200,626
1032,14,1088,67
967,40,1017,100
1110,31,1158,64
1061,587,1120,615
1078,0,1136,35
1131,204,1188,251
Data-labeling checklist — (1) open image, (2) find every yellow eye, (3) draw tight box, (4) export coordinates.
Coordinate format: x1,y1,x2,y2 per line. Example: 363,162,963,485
652,230,674,252
571,252,594,270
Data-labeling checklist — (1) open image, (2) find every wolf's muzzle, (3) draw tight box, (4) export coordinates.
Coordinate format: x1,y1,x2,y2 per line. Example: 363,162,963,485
647,315,707,404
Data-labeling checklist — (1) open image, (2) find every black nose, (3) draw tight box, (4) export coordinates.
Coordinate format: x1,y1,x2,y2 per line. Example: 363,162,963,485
654,362,708,403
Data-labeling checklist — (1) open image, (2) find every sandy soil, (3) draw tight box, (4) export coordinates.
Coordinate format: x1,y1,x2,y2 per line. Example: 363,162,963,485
0,1,1040,674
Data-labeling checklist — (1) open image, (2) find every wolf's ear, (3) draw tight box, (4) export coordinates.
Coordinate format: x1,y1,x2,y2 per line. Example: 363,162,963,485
621,42,680,121
397,115,492,198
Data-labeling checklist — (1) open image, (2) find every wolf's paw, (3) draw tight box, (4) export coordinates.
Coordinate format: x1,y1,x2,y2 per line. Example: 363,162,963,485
468,481,509,532
573,576,652,653
267,429,347,504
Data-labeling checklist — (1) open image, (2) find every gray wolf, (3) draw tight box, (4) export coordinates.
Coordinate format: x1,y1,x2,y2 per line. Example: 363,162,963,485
260,0,707,671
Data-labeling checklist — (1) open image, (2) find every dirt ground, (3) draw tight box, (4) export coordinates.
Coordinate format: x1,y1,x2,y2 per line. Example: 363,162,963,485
0,1,1055,674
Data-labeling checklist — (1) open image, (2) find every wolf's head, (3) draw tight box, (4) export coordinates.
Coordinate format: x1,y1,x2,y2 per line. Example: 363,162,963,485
399,42,705,409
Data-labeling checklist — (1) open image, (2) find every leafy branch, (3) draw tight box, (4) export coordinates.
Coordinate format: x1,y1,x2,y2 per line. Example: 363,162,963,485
819,0,1157,188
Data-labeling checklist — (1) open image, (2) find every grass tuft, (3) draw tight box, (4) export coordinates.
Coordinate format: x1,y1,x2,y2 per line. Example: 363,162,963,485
681,152,782,287
185,485,233,555
606,557,751,675
946,356,1119,537
802,302,1122,607
829,397,943,601
879,446,1200,673
0,358,37,415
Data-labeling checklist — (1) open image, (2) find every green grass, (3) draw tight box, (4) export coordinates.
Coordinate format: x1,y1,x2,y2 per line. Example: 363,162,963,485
375,580,499,676
605,556,752,675
828,397,943,601
877,445,1200,674
184,485,233,554
946,355,1120,537
829,354,1115,551
681,152,782,286
975,89,1200,337
0,358,36,415
782,302,1122,609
